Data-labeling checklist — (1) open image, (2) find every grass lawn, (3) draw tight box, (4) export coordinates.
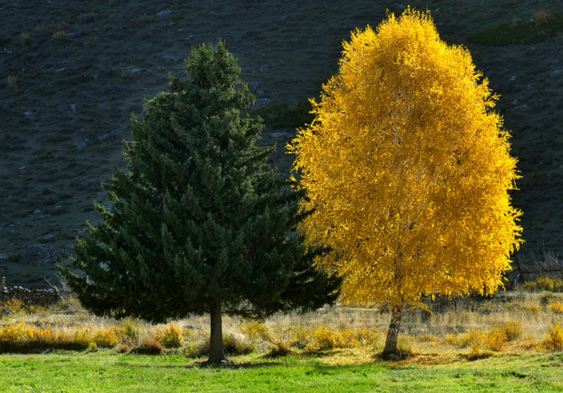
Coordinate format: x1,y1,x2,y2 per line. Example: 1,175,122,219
1,351,562,393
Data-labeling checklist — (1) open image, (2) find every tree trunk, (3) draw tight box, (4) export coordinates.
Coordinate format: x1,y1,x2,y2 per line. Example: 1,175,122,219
382,304,404,360
207,300,227,365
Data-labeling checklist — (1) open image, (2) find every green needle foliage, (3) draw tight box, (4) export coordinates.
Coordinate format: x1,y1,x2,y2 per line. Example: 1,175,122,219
59,42,340,365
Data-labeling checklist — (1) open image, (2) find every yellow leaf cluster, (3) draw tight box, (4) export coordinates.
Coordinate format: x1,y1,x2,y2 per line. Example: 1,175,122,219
289,9,522,310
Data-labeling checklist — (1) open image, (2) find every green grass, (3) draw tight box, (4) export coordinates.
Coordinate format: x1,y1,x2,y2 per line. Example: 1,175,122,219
468,12,563,46
1,352,563,392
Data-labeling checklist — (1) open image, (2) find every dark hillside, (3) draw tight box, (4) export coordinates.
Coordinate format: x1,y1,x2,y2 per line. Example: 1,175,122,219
1,0,563,287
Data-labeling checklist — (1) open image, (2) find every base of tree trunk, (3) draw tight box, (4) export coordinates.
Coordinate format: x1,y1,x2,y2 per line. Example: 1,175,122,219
380,350,401,361
201,358,233,367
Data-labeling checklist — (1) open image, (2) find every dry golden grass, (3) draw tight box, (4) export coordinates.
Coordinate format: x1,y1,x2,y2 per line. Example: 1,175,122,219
1,287,563,359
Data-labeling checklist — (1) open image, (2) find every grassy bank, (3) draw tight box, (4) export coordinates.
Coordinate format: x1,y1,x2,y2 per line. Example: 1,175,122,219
2,288,563,357
1,351,563,392
2,284,563,391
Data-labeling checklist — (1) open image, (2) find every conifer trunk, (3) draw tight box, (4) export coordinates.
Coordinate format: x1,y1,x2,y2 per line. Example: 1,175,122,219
382,305,403,360
207,300,227,365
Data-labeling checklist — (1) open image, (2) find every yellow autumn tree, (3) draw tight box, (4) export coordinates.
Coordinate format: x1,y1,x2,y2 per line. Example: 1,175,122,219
289,9,523,359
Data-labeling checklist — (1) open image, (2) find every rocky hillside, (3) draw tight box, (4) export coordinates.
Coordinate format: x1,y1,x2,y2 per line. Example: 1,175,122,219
1,0,563,287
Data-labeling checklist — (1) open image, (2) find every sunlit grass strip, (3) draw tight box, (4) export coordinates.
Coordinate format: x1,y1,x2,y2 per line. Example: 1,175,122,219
0,322,120,352
1,352,563,392
1,283,563,357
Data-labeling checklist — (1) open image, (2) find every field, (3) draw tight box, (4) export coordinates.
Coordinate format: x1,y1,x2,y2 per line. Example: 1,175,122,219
2,282,563,392
2,352,563,392
3,1,563,390
2,0,563,287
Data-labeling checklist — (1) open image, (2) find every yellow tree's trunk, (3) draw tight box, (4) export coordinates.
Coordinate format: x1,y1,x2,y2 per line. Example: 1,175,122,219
382,305,403,360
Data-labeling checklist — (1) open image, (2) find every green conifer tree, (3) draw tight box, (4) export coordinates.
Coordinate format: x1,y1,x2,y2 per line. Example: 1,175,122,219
59,43,340,365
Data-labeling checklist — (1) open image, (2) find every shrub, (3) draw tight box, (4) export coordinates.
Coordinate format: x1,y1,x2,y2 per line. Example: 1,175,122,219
183,340,208,358
1,322,78,352
311,326,341,350
0,298,25,315
122,318,142,340
523,278,563,292
223,333,254,355
131,339,164,355
455,326,510,352
73,327,119,348
240,321,271,342
155,324,184,348
484,328,506,352
285,325,312,349
525,305,542,315
541,322,563,352
52,31,68,40
265,339,294,358
467,343,491,360
92,328,120,348
354,327,379,347
547,302,563,314
309,326,364,351
457,329,485,348
501,321,524,342
54,298,84,314
339,328,364,348
0,322,34,344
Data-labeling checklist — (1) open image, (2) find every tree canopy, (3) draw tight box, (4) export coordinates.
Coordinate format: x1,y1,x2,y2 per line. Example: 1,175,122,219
289,9,523,358
60,42,340,365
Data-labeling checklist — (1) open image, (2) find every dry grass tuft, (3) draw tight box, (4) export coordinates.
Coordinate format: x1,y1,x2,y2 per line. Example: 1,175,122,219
264,339,294,358
547,302,563,314
1,285,562,359
131,339,164,355
154,324,184,348
541,322,563,352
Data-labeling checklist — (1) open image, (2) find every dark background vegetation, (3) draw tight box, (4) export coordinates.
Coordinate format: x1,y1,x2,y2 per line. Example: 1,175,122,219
1,0,563,287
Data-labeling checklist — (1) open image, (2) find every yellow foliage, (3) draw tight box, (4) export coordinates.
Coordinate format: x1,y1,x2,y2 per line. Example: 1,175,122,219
285,325,312,349
289,8,522,313
308,326,376,350
74,327,119,348
547,302,563,314
0,322,35,343
450,325,513,352
485,327,506,351
92,328,120,348
501,321,523,341
467,342,491,360
155,324,184,348
525,305,541,315
523,277,563,292
310,326,341,350
122,317,142,340
457,329,485,348
240,321,271,342
541,322,563,352
0,298,25,314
